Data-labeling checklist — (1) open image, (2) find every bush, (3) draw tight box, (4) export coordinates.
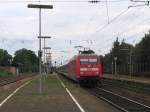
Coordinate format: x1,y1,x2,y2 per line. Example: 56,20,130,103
0,70,11,77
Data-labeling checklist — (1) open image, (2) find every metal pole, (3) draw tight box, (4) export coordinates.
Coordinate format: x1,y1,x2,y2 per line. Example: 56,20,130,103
50,52,52,73
115,60,116,75
27,3,53,94
112,61,113,75
39,8,42,94
44,38,45,74
129,49,132,77
114,57,117,75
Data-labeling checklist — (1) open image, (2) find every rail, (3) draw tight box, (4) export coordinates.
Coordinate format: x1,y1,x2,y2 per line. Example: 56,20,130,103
0,75,33,87
89,87,150,112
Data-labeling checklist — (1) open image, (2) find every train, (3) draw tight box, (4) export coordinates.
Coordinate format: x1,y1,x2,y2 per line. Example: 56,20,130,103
58,53,102,87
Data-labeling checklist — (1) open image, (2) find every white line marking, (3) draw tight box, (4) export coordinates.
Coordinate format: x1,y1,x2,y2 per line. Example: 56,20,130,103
56,75,86,112
0,80,31,107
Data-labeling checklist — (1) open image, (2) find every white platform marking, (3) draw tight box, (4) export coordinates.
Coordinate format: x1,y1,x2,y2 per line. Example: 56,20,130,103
56,75,86,112
0,80,31,107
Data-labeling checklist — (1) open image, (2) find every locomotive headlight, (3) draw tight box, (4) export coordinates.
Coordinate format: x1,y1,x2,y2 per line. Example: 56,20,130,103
91,68,99,71
80,68,88,71
95,72,99,74
80,72,84,74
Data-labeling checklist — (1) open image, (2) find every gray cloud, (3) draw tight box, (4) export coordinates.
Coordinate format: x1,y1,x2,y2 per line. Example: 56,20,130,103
0,0,150,63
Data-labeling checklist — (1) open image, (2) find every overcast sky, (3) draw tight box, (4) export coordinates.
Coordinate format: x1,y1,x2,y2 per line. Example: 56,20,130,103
0,0,150,64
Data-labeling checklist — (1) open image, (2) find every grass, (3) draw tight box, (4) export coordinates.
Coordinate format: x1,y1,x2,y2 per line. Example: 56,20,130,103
0,70,11,77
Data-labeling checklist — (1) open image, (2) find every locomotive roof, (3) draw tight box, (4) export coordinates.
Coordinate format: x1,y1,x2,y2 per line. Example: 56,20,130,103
78,54,98,56
68,54,99,63
70,54,98,61
75,54,98,58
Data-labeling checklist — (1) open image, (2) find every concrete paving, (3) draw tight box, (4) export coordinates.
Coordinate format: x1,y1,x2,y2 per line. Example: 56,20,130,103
0,73,122,112
0,74,80,112
103,74,150,85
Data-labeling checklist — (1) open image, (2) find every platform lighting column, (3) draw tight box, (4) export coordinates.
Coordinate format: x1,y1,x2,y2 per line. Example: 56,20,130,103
27,4,53,94
120,48,133,77
55,61,57,70
112,61,113,75
129,49,133,78
114,57,117,75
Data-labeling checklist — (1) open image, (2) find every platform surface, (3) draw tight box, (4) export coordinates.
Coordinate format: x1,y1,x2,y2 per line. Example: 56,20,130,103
0,73,121,112
103,74,150,85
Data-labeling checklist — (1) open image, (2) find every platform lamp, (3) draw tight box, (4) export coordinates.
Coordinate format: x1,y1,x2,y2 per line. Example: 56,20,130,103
27,4,53,94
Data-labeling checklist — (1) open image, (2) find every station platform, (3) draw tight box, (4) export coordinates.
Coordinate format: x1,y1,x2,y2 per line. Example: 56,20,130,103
0,73,121,112
103,74,150,85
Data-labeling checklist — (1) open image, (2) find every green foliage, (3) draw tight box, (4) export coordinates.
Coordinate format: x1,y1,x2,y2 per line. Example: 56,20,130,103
0,49,12,66
134,31,150,64
0,70,10,77
12,48,39,73
102,38,133,74
103,38,133,64
102,31,150,76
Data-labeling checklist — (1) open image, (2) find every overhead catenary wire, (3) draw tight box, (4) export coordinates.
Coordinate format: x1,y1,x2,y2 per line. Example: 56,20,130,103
84,1,136,47
0,0,133,3
93,2,137,33
106,0,110,23
95,8,131,33
93,4,149,45
1,0,149,56
118,17,150,38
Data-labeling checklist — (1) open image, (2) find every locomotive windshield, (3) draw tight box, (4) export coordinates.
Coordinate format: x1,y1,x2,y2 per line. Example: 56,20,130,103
80,58,97,65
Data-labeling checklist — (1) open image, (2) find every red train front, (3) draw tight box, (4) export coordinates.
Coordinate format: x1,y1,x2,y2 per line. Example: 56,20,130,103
68,54,102,86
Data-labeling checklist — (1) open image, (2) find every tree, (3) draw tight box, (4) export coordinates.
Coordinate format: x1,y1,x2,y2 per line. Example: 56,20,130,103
102,38,134,74
134,31,150,64
0,49,12,66
12,48,39,73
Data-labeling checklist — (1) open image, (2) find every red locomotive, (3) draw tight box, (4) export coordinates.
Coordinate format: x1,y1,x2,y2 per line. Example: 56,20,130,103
58,53,102,87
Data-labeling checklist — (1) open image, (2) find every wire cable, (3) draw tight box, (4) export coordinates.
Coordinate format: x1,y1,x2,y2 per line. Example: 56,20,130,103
94,2,136,33
0,0,132,3
95,8,130,33
106,0,110,23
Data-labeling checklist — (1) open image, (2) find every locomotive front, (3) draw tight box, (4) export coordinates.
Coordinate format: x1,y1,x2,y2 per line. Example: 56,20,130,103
76,54,102,86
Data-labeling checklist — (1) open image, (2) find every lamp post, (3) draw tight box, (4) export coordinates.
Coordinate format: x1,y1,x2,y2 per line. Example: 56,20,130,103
120,48,133,77
27,4,53,94
114,57,117,75
112,61,113,75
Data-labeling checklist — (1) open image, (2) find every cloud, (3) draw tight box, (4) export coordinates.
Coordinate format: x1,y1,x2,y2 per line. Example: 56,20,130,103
0,0,150,63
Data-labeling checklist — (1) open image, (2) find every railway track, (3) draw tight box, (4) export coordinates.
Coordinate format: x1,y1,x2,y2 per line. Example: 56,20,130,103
89,86,150,112
58,72,150,111
102,78,150,95
0,75,33,87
